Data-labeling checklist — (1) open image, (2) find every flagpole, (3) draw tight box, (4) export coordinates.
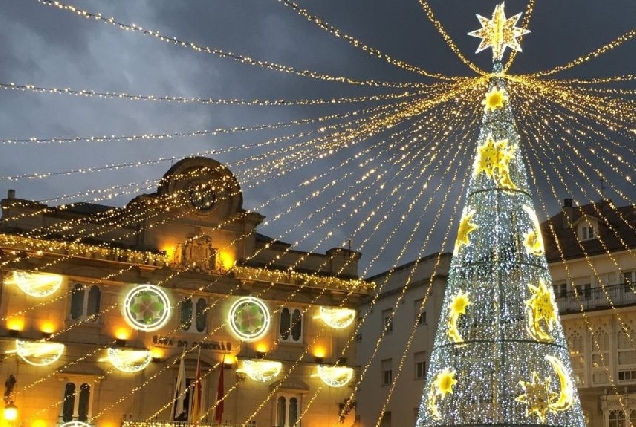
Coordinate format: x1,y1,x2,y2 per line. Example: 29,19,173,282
215,355,225,424
172,349,186,421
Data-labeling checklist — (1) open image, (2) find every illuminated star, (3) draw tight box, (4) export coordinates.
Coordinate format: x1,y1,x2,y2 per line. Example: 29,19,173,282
449,290,471,316
468,2,530,61
434,369,457,398
454,208,478,255
516,372,556,422
473,134,517,190
523,230,544,256
483,86,508,112
526,279,558,342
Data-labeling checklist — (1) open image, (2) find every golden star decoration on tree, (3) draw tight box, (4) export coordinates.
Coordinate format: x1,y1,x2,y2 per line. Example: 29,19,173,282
525,279,558,342
426,369,457,420
483,86,508,112
516,372,556,422
447,290,471,345
453,208,478,255
434,369,457,398
473,134,517,190
468,2,530,61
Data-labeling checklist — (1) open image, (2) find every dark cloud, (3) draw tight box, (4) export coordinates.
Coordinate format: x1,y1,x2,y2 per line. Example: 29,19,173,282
0,0,634,274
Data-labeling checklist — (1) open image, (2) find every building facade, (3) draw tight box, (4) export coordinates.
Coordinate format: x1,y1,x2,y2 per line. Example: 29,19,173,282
354,253,451,427
355,199,636,427
0,157,371,427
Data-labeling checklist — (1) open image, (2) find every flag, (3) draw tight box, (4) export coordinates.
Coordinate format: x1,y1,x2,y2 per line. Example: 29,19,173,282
172,351,186,420
189,350,202,424
214,357,225,424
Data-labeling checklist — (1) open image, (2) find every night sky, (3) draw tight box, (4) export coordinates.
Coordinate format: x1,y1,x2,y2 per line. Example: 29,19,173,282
0,0,634,275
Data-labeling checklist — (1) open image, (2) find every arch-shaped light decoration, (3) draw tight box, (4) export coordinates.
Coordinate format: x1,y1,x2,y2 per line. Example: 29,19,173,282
106,348,152,373
60,422,92,427
317,307,356,329
13,339,65,366
228,297,271,341
317,365,354,387
9,271,63,298
238,359,282,382
122,284,171,332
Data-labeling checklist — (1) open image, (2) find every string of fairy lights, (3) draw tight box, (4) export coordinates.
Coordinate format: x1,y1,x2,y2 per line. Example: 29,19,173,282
2,1,636,426
2,88,472,426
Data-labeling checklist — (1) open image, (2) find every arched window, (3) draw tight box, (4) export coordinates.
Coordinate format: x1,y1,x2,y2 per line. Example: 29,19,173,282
181,299,193,331
277,396,286,427
62,383,75,422
181,297,207,333
78,383,90,421
86,286,101,320
70,284,84,320
195,298,207,333
69,284,101,322
279,307,303,343
276,394,300,427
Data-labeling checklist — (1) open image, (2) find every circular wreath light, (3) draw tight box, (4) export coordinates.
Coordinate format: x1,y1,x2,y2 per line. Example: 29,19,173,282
14,339,65,366
106,348,152,373
11,271,63,298
228,297,270,341
318,307,356,329
122,284,171,332
317,365,354,387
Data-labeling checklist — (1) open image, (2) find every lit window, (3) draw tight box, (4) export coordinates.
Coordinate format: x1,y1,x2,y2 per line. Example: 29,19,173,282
381,358,392,386
382,309,393,333
280,307,303,343
70,284,101,322
181,297,207,333
276,393,300,427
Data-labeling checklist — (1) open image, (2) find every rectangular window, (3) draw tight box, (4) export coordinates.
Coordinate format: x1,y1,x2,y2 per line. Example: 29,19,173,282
382,309,394,333
619,370,636,382
356,333,362,343
381,359,393,386
552,282,567,299
380,411,391,427
414,351,427,380
624,271,636,293
279,307,303,343
618,331,636,365
580,225,595,240
573,283,592,299
414,299,426,326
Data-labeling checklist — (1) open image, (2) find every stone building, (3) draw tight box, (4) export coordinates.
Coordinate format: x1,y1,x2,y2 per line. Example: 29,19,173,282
0,157,371,427
355,199,636,427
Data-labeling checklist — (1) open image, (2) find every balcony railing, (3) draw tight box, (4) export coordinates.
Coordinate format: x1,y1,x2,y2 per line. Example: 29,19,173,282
555,283,636,313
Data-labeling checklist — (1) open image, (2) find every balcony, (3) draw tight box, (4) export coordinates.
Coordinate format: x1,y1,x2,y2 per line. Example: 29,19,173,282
555,283,636,314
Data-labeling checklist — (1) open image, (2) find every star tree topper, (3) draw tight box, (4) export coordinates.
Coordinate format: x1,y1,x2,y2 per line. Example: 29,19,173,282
468,2,530,61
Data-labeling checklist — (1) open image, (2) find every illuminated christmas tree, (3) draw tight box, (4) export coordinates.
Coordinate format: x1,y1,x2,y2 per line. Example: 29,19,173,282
416,3,585,426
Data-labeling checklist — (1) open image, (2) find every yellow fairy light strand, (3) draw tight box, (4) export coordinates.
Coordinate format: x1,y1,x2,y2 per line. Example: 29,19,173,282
36,0,426,88
416,0,485,76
